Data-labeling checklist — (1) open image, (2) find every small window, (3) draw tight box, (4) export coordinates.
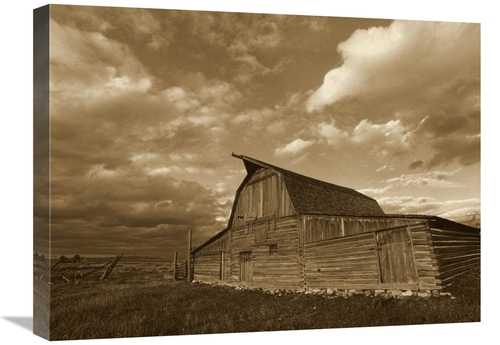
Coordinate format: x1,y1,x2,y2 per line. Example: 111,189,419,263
269,244,278,255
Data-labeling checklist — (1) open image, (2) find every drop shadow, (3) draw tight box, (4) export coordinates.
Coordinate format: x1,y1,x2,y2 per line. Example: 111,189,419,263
3,316,33,332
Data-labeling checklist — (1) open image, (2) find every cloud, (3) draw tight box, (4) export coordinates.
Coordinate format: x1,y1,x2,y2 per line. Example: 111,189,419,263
163,87,200,112
51,170,221,227
52,5,173,52
358,186,393,196
317,121,349,145
307,20,480,112
376,165,394,173
383,169,461,188
427,132,480,169
351,119,412,153
408,160,424,170
377,196,480,224
50,19,153,101
275,138,314,156
230,108,274,126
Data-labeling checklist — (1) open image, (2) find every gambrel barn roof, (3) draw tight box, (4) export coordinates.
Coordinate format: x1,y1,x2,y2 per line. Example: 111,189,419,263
230,153,385,218
195,153,387,253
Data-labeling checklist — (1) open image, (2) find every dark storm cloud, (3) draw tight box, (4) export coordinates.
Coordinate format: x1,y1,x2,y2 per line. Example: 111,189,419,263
427,135,480,168
50,222,198,257
408,160,424,170
51,169,221,227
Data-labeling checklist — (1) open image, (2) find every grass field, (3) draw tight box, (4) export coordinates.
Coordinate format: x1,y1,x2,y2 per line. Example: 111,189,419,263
34,259,480,341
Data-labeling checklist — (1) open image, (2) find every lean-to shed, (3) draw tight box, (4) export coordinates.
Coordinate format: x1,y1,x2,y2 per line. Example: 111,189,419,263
192,154,480,292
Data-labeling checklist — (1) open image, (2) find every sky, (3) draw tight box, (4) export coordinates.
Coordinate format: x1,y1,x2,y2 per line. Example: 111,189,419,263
37,4,481,259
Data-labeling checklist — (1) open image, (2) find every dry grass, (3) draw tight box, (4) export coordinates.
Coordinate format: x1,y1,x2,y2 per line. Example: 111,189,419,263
35,261,480,341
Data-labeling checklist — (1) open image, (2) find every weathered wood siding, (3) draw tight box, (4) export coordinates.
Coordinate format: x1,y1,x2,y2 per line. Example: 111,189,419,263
193,252,222,282
429,227,480,286
194,231,231,281
196,230,231,254
231,168,295,228
303,232,380,290
299,215,424,244
230,216,302,289
409,223,441,290
303,222,443,291
376,227,418,285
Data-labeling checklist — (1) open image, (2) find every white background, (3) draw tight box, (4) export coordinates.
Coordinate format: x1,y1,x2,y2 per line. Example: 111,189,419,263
0,1,497,344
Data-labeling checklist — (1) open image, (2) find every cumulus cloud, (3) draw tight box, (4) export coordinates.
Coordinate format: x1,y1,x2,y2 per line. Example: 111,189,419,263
317,121,349,145
304,20,480,170
351,119,412,154
275,138,314,156
307,20,480,112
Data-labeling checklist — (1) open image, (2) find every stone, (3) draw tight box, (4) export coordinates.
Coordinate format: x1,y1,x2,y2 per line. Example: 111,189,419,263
440,292,452,297
417,292,430,298
389,289,403,296
326,288,335,295
402,290,413,297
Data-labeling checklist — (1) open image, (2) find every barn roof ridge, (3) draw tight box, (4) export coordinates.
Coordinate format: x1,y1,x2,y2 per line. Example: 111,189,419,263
232,153,376,201
231,153,386,217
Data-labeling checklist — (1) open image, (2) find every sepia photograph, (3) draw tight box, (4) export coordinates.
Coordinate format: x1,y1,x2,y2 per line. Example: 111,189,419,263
2,1,496,344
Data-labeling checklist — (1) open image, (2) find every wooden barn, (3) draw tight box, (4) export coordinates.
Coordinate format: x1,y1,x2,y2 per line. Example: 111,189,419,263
192,154,480,293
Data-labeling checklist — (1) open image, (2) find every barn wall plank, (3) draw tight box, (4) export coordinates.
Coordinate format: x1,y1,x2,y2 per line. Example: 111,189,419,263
429,227,480,286
231,169,295,228
300,215,425,245
303,233,380,289
407,223,441,290
229,216,302,290
193,252,222,282
193,231,232,282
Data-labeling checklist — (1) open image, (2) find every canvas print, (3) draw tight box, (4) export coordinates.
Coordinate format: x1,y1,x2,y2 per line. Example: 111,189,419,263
33,4,480,341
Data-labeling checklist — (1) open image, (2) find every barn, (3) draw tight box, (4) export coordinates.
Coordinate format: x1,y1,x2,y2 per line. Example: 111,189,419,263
192,153,480,293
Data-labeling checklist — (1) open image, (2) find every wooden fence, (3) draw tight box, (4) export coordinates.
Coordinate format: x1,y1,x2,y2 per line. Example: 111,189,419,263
34,253,124,283
174,260,187,280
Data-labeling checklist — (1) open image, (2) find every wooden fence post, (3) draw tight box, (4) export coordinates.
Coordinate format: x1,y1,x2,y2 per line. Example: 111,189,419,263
50,255,66,274
187,230,192,282
100,253,124,280
173,252,178,281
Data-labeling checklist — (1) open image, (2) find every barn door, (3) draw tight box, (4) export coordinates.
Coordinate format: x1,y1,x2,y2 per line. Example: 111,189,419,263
239,251,253,283
376,227,417,284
